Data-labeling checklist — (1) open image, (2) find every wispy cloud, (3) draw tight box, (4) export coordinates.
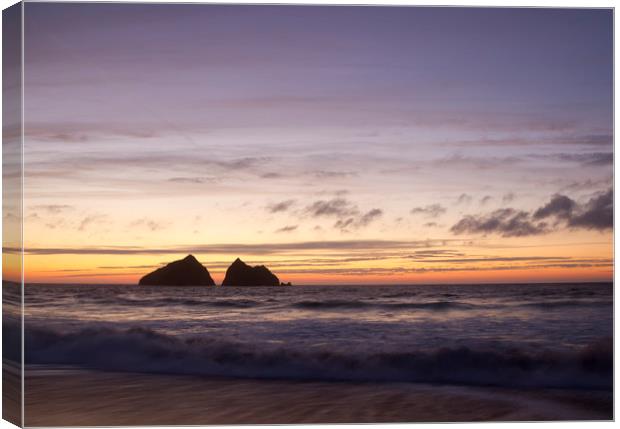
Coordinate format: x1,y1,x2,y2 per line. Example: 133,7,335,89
334,208,383,232
502,193,516,204
410,204,446,217
305,198,359,218
168,177,218,184
479,196,492,205
275,225,298,233
541,152,613,167
267,199,296,213
129,218,169,231
456,193,473,205
13,239,463,256
312,170,357,179
78,215,108,231
32,204,73,213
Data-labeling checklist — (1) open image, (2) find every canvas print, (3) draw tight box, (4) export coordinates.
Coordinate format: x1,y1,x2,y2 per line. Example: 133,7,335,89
2,2,614,426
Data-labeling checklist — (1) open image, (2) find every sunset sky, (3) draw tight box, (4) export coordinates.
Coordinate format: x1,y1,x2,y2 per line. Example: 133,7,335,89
18,4,612,284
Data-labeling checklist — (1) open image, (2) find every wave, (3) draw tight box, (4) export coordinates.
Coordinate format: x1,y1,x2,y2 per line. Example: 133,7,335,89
515,299,612,309
12,322,612,390
292,300,475,311
113,297,262,309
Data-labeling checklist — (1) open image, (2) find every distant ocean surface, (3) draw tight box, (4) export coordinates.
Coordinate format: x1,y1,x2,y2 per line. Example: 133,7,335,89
10,283,613,390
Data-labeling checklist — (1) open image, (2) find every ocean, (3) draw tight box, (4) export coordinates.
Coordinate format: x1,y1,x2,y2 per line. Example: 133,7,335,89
10,282,612,391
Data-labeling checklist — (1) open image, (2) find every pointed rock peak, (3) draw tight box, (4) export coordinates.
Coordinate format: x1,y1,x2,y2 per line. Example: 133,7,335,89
222,258,281,286
138,254,215,286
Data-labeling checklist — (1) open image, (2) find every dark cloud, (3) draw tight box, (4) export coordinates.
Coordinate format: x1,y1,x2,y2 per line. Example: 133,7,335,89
358,208,383,226
452,188,613,237
533,195,576,220
479,196,492,205
334,209,383,232
275,225,298,233
533,189,612,231
267,199,296,213
568,189,613,230
451,208,548,237
305,198,358,218
410,204,446,217
305,198,383,231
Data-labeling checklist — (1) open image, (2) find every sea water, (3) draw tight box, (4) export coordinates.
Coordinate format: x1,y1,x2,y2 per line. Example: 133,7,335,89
7,282,613,389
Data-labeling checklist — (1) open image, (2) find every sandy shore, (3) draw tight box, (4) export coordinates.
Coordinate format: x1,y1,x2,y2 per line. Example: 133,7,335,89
24,367,612,426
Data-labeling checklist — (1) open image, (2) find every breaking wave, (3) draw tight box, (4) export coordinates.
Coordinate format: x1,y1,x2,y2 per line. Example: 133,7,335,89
12,322,612,390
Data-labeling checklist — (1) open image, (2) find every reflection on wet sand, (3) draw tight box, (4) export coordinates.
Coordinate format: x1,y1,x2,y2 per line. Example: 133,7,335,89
25,368,612,426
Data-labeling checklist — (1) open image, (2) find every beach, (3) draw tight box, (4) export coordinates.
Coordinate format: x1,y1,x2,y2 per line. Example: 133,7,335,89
24,367,612,426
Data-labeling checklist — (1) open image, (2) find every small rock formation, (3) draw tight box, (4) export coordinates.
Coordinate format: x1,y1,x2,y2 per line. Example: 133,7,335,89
222,258,281,286
139,254,215,286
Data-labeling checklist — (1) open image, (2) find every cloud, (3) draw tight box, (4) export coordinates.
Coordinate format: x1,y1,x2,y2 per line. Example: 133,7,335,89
479,196,492,205
78,215,108,231
313,170,357,179
456,193,473,205
267,199,296,213
14,239,464,256
570,134,613,146
304,198,382,231
260,172,284,179
32,204,73,214
334,209,383,232
452,188,613,237
533,195,576,220
305,198,358,218
410,204,446,217
502,193,516,204
130,218,168,231
168,177,217,184
567,189,613,230
275,225,298,233
533,189,612,231
450,208,548,237
436,154,522,170
409,249,465,259
543,152,613,167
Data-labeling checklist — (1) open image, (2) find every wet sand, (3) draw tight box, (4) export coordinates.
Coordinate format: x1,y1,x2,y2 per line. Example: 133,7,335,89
24,368,612,426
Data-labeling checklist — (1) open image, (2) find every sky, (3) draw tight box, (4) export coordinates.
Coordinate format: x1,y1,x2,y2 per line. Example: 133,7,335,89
18,3,613,284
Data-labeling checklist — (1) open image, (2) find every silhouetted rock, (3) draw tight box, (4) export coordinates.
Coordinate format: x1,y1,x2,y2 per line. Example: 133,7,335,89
139,255,215,286
222,258,281,286
281,282,292,286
